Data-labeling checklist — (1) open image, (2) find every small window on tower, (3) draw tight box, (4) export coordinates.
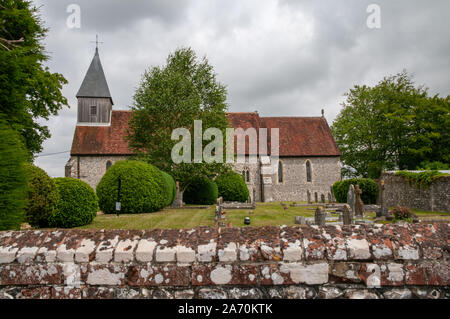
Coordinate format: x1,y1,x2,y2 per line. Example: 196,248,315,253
90,105,97,116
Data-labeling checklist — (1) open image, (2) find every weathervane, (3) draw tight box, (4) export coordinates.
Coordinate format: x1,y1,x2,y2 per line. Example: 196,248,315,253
90,34,103,50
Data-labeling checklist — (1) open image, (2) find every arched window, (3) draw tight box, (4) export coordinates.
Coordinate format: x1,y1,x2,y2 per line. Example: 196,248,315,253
242,168,250,183
278,161,283,183
106,161,112,170
306,160,312,182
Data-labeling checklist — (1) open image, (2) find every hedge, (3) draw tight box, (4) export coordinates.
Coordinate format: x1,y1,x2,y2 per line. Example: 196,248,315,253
24,164,59,228
332,178,378,204
215,172,249,202
183,177,218,205
161,170,176,206
49,178,98,228
96,160,168,214
0,121,28,231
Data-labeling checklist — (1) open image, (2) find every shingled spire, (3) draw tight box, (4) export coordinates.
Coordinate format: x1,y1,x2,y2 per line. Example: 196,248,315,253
76,43,113,125
76,47,113,104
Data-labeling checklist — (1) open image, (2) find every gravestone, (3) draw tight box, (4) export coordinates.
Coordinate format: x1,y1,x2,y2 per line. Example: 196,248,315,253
314,192,318,203
295,216,306,225
378,179,389,217
172,181,183,208
307,190,312,204
330,186,336,203
354,185,365,217
314,207,326,226
347,185,355,215
327,192,332,203
321,194,326,203
342,204,353,225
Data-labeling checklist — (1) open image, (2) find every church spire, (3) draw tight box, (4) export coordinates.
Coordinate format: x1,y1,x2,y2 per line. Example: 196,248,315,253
76,40,113,105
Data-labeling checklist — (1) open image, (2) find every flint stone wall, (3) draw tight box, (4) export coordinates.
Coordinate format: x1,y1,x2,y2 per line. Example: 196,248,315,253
0,224,448,299
382,172,450,213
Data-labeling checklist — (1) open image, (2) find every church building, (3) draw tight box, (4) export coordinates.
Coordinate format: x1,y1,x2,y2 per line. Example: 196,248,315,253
66,48,342,202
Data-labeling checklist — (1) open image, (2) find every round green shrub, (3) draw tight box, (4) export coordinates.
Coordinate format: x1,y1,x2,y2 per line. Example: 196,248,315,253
96,160,167,214
215,172,249,202
24,164,59,228
160,170,176,206
332,178,378,204
183,177,218,205
49,178,98,228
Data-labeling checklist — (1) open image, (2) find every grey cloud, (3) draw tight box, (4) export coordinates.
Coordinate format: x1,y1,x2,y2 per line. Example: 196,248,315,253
32,0,450,177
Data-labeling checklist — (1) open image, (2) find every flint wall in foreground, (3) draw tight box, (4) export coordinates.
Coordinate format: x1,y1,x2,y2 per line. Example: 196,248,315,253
0,224,448,299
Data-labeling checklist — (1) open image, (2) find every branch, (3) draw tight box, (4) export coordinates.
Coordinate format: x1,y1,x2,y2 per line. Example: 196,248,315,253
0,37,24,50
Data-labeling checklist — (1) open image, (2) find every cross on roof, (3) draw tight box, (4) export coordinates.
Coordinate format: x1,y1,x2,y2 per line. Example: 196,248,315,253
90,34,103,50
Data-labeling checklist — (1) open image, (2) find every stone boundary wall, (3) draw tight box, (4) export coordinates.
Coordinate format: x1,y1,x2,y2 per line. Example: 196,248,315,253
0,224,448,299
381,172,450,213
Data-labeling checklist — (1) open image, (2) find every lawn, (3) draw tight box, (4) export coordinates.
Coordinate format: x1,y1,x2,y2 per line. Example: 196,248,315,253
76,202,317,230
73,202,450,230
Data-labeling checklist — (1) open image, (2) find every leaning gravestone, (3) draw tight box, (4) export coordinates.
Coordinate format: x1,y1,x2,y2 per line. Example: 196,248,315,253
172,181,183,208
354,185,365,218
307,190,312,204
347,184,355,215
330,186,336,203
342,204,353,226
314,207,326,226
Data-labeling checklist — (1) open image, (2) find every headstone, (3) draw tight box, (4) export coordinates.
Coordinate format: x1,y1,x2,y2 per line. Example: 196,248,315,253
378,179,389,217
314,206,326,226
314,192,318,203
307,190,312,204
295,216,306,225
321,194,326,203
172,181,183,208
327,192,332,203
342,204,353,226
346,185,355,215
354,185,365,217
338,212,343,222
330,186,336,203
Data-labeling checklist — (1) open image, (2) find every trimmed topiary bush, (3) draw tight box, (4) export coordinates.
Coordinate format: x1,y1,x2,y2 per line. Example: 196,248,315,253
215,172,249,202
183,177,218,205
161,170,176,207
96,160,167,214
0,120,28,231
24,164,59,228
49,178,98,228
332,178,378,204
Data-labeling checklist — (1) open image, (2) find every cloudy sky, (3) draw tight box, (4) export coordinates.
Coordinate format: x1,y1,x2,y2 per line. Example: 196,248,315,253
33,0,450,177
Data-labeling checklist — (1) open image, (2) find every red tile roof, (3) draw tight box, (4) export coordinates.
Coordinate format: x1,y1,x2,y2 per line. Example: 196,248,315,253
70,111,340,157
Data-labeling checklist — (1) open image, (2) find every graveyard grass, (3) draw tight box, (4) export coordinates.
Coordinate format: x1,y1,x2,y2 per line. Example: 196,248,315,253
73,202,450,230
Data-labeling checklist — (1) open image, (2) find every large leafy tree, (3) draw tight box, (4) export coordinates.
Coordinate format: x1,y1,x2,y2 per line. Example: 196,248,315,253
0,0,68,156
332,71,450,178
127,47,231,190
